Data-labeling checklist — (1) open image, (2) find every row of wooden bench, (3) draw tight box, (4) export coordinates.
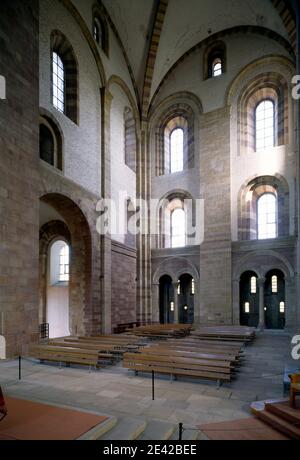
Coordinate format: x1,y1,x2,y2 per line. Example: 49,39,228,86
129,324,192,339
30,334,144,371
123,339,244,384
190,326,256,342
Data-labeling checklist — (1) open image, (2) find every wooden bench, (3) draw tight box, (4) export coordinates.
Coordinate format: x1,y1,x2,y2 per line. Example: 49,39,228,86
123,352,232,383
141,346,238,364
30,345,101,371
289,373,300,408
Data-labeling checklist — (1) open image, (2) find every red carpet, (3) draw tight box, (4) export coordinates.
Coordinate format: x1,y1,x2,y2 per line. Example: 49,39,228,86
0,397,108,440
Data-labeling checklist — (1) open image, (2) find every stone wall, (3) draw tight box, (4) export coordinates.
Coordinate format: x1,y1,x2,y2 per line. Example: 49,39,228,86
0,0,40,357
111,240,137,329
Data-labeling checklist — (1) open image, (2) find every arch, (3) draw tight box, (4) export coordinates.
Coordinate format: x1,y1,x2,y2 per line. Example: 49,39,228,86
239,270,259,327
233,249,294,281
51,30,79,124
150,27,294,111
59,0,106,86
124,106,136,172
108,75,140,133
39,113,63,171
237,174,289,240
153,256,199,284
264,268,286,329
39,194,92,337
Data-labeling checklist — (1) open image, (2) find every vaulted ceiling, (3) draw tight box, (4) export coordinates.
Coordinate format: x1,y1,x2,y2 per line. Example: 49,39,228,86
100,0,296,117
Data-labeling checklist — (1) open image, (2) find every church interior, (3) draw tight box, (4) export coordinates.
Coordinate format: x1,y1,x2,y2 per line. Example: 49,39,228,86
0,0,300,442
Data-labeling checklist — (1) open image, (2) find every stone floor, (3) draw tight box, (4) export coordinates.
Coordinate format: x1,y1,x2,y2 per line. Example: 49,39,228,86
0,332,296,431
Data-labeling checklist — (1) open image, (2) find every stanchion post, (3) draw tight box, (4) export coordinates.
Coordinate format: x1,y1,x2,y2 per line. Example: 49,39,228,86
152,370,155,400
19,355,21,380
179,422,183,441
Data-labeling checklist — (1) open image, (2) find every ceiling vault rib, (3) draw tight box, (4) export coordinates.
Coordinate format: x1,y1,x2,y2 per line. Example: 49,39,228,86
97,0,141,116
271,0,296,49
141,0,169,122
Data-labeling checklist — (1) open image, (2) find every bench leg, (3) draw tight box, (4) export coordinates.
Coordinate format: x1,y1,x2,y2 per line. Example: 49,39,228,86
217,379,222,389
89,365,92,374
59,362,62,369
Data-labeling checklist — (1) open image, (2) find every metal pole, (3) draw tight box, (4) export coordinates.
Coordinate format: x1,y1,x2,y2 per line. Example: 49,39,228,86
178,422,183,441
152,370,155,400
19,355,21,380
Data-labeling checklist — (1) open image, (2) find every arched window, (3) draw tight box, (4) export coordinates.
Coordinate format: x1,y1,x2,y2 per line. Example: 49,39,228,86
255,100,275,150
212,58,222,77
170,128,184,173
171,208,186,248
51,30,78,124
250,276,257,294
39,116,63,170
40,124,54,166
124,107,136,172
93,17,101,44
272,275,278,293
257,193,277,239
52,51,65,114
92,13,109,55
59,244,69,282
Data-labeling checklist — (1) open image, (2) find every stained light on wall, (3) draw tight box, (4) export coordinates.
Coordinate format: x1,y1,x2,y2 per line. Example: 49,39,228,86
170,302,175,312
279,301,285,313
271,275,278,293
244,302,250,313
184,305,188,311
191,278,195,295
177,281,181,295
250,276,257,294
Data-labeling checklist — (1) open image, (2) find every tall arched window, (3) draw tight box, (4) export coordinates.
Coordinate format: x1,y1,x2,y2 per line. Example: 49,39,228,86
171,208,186,248
255,100,275,150
51,30,78,124
257,193,277,239
52,51,65,113
59,244,69,282
212,58,222,77
170,128,184,173
93,17,101,44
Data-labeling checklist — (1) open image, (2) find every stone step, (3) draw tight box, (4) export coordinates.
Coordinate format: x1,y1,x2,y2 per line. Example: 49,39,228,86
138,419,175,440
78,416,117,440
100,416,147,440
265,400,300,426
252,403,300,440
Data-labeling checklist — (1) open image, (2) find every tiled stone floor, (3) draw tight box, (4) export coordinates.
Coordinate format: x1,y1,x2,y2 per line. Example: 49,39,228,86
0,332,296,429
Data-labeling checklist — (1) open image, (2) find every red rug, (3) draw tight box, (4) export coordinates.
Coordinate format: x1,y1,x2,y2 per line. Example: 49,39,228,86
0,397,108,440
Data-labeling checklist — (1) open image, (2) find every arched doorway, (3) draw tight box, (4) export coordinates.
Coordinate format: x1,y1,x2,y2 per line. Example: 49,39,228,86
178,274,194,324
46,240,70,338
264,269,285,329
39,194,93,337
159,275,174,324
240,271,259,327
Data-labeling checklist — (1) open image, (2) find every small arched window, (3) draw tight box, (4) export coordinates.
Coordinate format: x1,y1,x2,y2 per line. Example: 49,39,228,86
171,208,186,248
257,193,277,239
170,128,184,173
93,17,101,44
272,275,278,293
212,58,222,77
52,52,65,114
40,124,54,166
255,100,275,151
92,14,109,56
